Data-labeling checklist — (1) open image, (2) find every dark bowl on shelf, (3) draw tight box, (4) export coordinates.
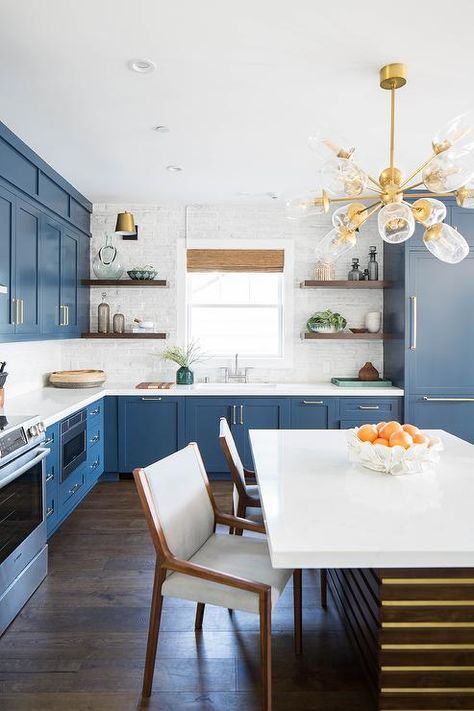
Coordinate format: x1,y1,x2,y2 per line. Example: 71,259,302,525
127,269,158,281
350,328,369,334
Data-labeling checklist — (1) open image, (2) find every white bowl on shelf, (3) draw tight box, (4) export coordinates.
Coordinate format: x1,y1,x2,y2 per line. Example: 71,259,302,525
346,428,443,476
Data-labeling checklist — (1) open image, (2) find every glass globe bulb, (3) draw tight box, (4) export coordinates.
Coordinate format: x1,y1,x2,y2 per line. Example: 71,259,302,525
315,226,357,263
285,191,329,220
423,143,474,193
331,203,368,230
378,203,415,244
432,109,474,153
320,158,368,198
411,198,447,226
423,223,469,264
308,129,354,161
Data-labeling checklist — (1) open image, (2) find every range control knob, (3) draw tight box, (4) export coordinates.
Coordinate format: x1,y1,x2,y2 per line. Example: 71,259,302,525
28,425,39,438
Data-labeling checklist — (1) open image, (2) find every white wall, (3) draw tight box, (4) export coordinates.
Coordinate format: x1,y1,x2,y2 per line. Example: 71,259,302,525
2,202,385,394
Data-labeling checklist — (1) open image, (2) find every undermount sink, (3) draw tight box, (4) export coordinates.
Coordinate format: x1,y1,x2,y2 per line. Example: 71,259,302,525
193,382,278,390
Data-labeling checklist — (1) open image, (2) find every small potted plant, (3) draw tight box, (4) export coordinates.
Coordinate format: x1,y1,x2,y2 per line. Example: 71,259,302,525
306,309,347,334
160,341,208,385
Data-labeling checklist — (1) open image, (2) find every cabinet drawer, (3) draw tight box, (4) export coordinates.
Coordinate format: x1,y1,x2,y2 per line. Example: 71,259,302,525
86,440,104,482
87,400,103,423
339,398,401,420
43,423,59,453
59,465,85,508
45,490,58,534
87,425,102,449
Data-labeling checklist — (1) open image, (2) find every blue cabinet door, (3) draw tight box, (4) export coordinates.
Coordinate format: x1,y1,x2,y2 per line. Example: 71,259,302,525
15,198,41,336
40,215,62,335
406,249,474,441
60,228,79,335
236,398,290,470
449,207,474,246
290,397,337,429
0,185,15,336
185,397,237,473
118,397,184,472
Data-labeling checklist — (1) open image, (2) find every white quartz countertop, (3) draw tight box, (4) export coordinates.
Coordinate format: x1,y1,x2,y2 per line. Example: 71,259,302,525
250,428,474,569
2,382,403,427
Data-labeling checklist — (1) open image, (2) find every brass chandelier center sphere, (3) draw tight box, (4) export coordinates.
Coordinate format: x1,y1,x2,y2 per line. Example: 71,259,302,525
379,167,403,204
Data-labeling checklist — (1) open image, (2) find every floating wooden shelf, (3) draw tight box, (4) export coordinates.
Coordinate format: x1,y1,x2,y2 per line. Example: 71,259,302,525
303,332,386,340
81,332,167,339
300,280,392,289
81,279,167,287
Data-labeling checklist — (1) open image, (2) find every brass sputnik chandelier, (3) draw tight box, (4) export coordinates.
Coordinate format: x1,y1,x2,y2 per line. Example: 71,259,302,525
287,63,474,264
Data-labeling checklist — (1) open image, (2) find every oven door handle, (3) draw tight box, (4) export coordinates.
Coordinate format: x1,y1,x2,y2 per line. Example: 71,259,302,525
0,447,50,489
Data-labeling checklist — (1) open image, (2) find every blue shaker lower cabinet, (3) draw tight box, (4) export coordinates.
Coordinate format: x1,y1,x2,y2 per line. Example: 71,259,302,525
185,397,290,475
117,396,185,473
290,398,337,429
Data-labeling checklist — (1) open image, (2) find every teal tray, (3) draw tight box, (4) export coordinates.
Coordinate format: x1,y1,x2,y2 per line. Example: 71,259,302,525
331,377,393,387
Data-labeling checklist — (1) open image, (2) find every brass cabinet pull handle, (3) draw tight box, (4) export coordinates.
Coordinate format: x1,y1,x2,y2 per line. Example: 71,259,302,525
45,472,54,483
89,407,100,416
60,305,65,326
19,298,24,325
410,295,417,351
44,435,54,445
240,404,244,425
12,298,16,325
89,433,100,444
358,405,380,410
66,305,69,326
90,458,100,470
46,505,54,517
140,397,162,401
303,400,324,405
232,405,237,426
68,482,83,496
423,396,474,402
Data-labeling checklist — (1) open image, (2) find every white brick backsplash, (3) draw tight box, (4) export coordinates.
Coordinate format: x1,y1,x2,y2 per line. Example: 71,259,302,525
2,202,386,393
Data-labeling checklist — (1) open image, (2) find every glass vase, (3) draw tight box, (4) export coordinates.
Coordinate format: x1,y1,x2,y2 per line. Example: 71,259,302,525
92,235,124,279
176,367,194,385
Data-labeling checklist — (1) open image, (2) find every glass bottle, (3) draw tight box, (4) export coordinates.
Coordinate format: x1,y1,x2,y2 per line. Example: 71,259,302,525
113,307,125,334
368,246,379,280
348,257,362,280
98,292,110,333
363,268,370,281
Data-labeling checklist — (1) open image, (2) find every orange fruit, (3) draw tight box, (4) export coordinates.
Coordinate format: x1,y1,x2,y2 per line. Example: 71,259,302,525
402,423,420,438
378,421,402,440
389,430,413,449
357,424,378,443
373,437,389,447
376,421,387,434
413,433,429,445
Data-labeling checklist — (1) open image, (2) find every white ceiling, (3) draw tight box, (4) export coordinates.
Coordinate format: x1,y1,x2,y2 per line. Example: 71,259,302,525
1,0,474,204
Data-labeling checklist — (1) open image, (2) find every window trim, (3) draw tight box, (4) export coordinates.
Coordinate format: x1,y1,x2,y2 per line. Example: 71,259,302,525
176,238,294,370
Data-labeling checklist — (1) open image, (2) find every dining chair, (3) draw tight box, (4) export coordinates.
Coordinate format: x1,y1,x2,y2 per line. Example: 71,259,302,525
219,417,328,609
219,416,262,531
133,442,303,710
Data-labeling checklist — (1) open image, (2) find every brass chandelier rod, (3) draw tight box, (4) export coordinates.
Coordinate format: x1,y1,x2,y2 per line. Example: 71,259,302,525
399,153,438,189
390,84,396,181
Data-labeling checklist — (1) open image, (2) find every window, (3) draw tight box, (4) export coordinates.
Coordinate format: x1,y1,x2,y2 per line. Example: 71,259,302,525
187,271,283,357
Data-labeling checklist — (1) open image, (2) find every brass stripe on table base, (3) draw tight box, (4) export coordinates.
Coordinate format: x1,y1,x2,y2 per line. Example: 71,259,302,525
328,568,474,710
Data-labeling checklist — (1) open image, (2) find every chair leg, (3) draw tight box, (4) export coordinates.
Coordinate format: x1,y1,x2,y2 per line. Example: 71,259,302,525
259,590,272,711
293,569,302,656
142,563,166,697
195,602,205,631
235,500,245,536
320,568,328,609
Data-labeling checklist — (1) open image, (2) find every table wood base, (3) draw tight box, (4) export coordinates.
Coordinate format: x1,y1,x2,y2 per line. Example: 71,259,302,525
328,568,474,710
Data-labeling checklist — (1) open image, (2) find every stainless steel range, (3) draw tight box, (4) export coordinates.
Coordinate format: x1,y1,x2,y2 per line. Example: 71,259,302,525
0,414,49,636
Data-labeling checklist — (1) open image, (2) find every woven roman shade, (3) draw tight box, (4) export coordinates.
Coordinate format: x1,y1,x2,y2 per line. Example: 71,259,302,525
187,249,284,273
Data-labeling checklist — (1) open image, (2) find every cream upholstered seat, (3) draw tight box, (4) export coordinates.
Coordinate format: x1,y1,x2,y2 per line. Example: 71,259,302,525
133,442,303,711
162,532,291,614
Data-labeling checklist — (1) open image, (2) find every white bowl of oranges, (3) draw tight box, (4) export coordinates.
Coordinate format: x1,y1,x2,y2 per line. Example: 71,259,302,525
347,421,443,476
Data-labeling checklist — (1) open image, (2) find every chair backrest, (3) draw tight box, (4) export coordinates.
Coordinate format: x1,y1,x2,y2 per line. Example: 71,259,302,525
219,417,247,498
133,443,215,562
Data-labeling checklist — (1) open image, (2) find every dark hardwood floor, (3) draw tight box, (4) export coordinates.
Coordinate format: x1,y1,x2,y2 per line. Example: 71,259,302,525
0,481,373,710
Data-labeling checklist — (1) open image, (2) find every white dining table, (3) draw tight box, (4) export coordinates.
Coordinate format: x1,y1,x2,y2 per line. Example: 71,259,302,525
249,428,474,710
249,428,474,569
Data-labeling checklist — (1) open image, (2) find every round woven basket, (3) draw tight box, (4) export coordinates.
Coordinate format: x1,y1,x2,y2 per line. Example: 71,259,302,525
49,369,106,389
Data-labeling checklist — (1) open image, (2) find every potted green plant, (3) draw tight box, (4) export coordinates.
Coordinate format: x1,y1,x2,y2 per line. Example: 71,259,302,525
160,341,208,385
306,309,347,334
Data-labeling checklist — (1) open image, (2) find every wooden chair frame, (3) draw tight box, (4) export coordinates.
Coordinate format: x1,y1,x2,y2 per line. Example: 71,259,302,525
219,418,261,528
133,442,302,711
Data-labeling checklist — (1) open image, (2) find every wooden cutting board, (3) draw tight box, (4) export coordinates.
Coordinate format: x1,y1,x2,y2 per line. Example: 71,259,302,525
136,382,174,389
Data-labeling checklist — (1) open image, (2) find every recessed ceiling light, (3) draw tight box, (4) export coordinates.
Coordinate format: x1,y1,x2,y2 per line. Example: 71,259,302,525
153,125,170,133
166,165,182,172
128,58,156,74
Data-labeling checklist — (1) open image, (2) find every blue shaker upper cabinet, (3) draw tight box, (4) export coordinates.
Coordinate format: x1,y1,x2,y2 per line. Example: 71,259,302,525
0,185,15,336
14,198,41,336
40,215,62,334
405,249,474,441
60,228,79,334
